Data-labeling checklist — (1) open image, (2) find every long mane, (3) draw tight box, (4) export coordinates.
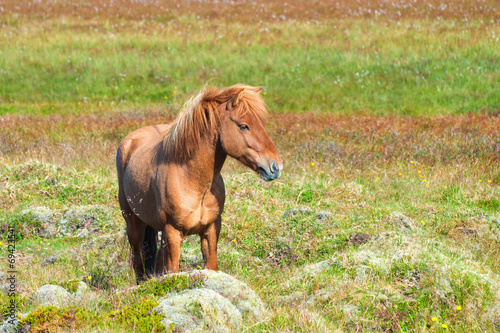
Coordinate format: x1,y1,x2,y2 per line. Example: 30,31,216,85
159,84,268,162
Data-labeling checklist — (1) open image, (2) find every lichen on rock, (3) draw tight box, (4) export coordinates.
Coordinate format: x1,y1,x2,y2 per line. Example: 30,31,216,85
155,288,242,332
153,270,266,332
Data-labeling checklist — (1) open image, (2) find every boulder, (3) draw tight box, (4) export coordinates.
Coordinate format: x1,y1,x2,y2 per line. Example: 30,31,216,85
202,270,266,319
155,288,242,332
154,270,266,332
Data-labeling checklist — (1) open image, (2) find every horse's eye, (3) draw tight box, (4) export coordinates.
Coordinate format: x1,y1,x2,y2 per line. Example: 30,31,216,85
239,124,249,131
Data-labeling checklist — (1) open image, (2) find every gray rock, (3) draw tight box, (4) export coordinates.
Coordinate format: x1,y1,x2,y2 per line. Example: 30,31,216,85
155,288,242,332
386,211,414,231
202,270,266,319
59,205,106,237
43,255,57,265
289,259,341,282
21,207,57,238
153,270,266,332
31,205,109,238
283,208,332,221
21,206,54,224
35,284,71,307
0,318,18,333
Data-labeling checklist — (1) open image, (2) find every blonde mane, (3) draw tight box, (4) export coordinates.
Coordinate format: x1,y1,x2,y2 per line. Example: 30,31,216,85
160,84,268,161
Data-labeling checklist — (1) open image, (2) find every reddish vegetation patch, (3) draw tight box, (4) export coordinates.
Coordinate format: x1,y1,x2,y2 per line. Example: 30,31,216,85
2,0,499,22
270,113,500,167
1,113,498,170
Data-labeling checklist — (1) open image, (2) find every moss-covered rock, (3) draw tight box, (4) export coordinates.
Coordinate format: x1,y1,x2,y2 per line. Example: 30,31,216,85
155,288,242,332
20,206,56,238
151,270,265,331
35,285,71,307
202,270,266,319
137,271,206,296
59,205,107,237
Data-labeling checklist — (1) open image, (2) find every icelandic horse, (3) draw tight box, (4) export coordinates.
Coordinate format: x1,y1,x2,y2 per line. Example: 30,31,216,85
116,84,282,283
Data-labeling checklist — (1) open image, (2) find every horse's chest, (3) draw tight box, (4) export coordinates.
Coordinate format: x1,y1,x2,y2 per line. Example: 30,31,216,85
171,193,221,234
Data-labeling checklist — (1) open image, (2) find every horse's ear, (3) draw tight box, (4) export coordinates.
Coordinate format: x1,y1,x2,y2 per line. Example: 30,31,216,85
253,86,263,94
226,88,245,110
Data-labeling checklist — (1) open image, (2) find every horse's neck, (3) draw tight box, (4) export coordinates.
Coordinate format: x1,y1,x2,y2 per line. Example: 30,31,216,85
185,137,227,186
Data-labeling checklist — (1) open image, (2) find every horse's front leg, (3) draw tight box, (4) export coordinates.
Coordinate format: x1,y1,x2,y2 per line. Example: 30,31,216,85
200,216,221,270
160,224,184,273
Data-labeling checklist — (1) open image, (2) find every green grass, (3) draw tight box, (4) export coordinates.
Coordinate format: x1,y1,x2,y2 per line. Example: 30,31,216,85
0,16,499,115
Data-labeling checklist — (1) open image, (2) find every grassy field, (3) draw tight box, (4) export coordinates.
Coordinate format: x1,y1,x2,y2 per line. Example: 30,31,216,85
1,0,500,332
0,0,499,115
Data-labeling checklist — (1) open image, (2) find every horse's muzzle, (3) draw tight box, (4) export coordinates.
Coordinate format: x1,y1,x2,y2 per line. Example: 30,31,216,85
258,161,282,181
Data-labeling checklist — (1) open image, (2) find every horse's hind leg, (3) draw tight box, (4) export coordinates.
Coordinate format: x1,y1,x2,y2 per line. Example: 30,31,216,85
143,225,158,276
123,211,147,283
123,213,158,284
124,213,158,283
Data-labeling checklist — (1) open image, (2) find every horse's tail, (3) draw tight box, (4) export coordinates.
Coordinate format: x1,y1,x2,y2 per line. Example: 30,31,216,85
143,225,157,277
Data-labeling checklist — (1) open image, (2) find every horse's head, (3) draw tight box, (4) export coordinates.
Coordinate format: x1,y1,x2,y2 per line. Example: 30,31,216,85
219,86,282,181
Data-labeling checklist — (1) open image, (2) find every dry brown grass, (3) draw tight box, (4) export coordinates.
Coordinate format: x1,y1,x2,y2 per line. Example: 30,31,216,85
2,0,499,22
2,111,499,172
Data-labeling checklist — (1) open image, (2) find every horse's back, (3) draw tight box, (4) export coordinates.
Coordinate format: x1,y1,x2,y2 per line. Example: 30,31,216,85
116,124,169,176
116,124,169,202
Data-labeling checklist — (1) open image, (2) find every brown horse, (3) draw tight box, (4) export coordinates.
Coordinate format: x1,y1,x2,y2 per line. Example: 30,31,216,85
116,84,282,283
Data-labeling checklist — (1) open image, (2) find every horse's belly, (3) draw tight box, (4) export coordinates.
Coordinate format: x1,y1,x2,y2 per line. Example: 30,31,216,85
126,195,163,229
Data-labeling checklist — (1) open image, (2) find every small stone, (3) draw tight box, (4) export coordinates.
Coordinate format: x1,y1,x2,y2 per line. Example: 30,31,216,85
282,208,312,219
316,211,332,220
35,284,71,307
43,255,57,265
386,211,414,231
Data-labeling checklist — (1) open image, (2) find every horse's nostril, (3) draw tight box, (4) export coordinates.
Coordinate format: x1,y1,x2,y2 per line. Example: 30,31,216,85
271,161,278,174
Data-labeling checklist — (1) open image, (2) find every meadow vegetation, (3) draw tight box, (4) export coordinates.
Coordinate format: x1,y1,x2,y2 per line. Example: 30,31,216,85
1,0,500,332
0,0,499,115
